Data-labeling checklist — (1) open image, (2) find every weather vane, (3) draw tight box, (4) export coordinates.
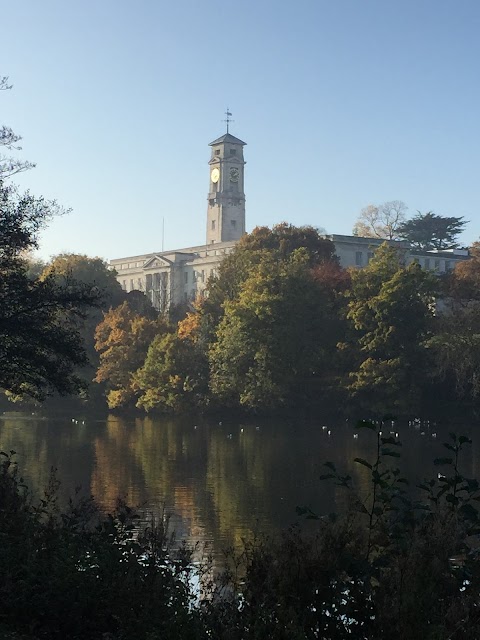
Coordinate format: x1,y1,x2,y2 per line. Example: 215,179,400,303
223,108,234,133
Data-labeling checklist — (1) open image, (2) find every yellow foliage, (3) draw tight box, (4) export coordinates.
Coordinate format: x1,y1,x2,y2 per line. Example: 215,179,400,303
177,311,200,342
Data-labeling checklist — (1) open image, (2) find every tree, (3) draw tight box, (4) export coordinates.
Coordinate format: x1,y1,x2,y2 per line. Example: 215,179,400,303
39,254,129,397
427,248,480,400
134,328,208,412
0,76,35,178
397,211,467,250
352,201,407,239
209,249,340,409
202,223,337,331
0,181,100,399
94,302,166,409
343,243,438,411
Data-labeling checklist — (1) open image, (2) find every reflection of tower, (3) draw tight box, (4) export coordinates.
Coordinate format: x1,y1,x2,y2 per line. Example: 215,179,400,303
206,111,246,244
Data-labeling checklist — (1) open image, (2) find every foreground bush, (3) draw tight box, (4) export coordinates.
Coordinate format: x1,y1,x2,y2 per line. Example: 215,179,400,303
0,451,202,639
2,425,480,639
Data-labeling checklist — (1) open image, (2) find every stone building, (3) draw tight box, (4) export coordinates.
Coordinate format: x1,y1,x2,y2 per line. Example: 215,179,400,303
110,129,470,310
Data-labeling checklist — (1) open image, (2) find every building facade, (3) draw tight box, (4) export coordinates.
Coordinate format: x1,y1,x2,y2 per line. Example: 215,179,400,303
110,131,470,310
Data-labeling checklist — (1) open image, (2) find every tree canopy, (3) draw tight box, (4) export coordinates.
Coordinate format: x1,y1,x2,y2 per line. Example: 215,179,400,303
397,211,467,250
343,243,438,411
352,201,407,240
0,181,100,399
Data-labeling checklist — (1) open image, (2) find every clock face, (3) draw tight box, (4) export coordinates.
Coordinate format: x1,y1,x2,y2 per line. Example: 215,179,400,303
211,168,220,184
229,167,239,183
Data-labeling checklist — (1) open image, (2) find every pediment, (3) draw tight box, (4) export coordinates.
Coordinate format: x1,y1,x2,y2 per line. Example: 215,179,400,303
143,255,173,269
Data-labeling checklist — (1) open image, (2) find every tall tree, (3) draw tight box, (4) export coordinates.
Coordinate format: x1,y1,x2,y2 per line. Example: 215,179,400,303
344,243,438,411
209,249,341,410
40,254,129,395
0,181,100,399
202,223,336,330
134,328,208,413
427,246,480,400
94,302,166,409
352,201,407,240
397,211,467,250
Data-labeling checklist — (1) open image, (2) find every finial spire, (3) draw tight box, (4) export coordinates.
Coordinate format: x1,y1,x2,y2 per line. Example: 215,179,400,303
223,108,233,133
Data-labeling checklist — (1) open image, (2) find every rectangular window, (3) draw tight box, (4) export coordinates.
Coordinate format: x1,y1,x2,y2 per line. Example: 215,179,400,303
122,280,126,290
231,219,237,228
211,220,216,230
355,251,363,266
193,271,197,282
137,278,142,289
215,149,220,156
367,252,374,263
184,272,188,283
146,274,153,290
201,270,205,283
130,279,134,290
446,261,453,271
434,259,440,270
209,199,215,206
230,148,236,156
424,258,430,270
210,269,214,277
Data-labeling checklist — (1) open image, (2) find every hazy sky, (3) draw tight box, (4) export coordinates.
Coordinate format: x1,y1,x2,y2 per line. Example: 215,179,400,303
2,1,479,261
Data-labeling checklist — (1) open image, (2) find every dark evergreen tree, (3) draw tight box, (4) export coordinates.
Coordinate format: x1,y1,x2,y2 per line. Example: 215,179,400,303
0,181,100,400
398,211,467,250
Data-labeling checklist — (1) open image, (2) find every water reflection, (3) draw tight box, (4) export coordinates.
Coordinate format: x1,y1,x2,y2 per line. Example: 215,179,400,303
0,412,478,556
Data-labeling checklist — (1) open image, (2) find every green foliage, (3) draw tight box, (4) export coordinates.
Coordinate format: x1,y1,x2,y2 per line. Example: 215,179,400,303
209,249,340,409
40,254,127,394
0,181,101,400
344,243,438,411
398,211,467,250
134,330,208,412
427,254,480,400
202,222,336,329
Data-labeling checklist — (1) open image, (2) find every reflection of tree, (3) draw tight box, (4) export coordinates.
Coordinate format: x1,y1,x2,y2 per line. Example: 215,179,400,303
90,415,148,509
0,414,97,504
6,413,469,565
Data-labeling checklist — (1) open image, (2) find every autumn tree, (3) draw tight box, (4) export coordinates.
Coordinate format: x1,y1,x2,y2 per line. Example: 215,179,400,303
352,201,407,240
94,302,167,409
397,211,467,250
343,243,438,411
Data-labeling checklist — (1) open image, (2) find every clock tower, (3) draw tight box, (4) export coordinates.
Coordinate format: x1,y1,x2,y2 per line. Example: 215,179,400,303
206,129,246,244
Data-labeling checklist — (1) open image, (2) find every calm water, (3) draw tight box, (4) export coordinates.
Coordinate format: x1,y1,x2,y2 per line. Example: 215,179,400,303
1,411,479,556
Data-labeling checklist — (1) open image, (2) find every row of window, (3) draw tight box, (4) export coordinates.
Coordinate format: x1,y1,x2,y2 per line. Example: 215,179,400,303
122,269,216,292
354,251,455,271
184,268,215,284
117,261,143,270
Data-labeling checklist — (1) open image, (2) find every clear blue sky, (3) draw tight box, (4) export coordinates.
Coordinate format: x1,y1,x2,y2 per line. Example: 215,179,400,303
2,0,479,261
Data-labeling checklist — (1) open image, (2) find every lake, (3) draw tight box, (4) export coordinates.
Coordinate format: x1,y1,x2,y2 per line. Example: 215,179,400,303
1,410,479,557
